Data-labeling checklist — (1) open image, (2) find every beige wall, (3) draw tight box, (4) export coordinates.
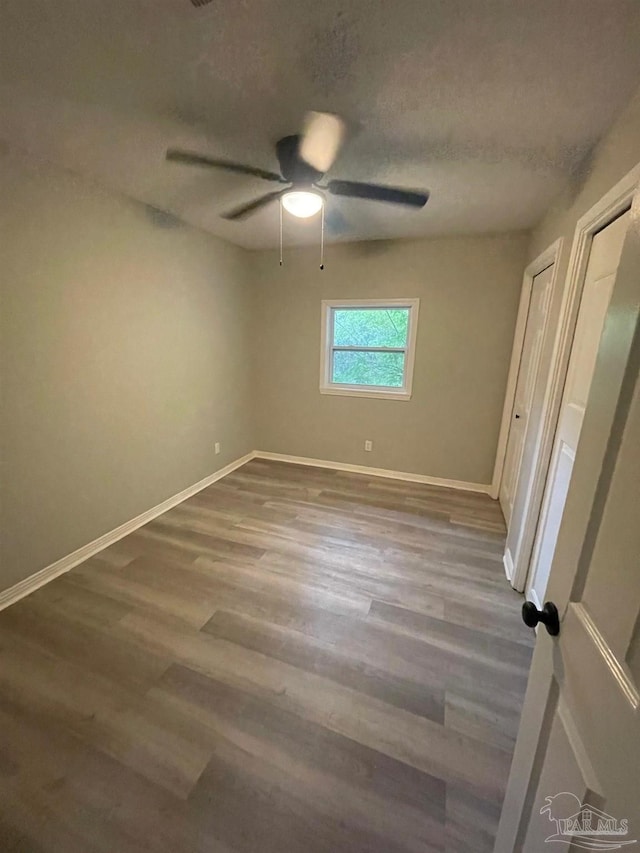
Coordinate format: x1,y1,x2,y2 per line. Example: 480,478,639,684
525,85,640,448
505,84,640,564
10,81,637,593
250,234,529,485
0,156,255,590
529,84,640,263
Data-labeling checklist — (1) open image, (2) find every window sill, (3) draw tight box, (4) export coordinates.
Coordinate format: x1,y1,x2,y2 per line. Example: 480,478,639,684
319,386,412,401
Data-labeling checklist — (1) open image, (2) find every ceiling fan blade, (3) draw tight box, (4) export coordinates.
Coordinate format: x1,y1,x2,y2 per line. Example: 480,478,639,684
166,149,285,183
324,205,350,236
327,179,429,208
299,112,346,173
221,190,284,221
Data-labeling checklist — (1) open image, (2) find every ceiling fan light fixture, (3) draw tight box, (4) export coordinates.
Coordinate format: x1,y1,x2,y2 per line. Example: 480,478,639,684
281,189,323,218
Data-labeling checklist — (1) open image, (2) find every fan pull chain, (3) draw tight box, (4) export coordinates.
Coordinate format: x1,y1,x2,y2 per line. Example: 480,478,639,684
279,200,284,266
320,203,325,270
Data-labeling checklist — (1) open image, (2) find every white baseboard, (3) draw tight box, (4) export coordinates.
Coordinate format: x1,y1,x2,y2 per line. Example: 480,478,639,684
0,452,255,613
528,587,543,635
252,451,492,494
528,586,542,611
503,547,515,583
0,448,494,612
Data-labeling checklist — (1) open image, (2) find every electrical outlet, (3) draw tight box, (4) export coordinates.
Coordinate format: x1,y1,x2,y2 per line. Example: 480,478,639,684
214,442,221,455
364,440,373,452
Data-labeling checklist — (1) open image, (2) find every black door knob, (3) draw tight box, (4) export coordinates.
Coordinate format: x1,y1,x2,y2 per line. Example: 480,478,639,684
522,601,560,636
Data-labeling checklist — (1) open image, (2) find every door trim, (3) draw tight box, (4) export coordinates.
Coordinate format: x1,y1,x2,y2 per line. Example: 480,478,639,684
511,161,640,592
491,239,563,502
494,165,640,853
573,603,640,710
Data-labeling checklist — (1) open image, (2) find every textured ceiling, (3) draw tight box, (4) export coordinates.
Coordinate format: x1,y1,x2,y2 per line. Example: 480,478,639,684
1,0,640,248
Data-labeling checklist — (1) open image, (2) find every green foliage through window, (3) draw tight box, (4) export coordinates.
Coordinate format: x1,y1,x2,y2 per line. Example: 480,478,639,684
332,308,409,348
331,307,410,388
332,350,405,386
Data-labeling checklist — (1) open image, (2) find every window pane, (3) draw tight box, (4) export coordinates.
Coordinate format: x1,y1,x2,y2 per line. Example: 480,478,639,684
332,308,409,348
332,350,405,387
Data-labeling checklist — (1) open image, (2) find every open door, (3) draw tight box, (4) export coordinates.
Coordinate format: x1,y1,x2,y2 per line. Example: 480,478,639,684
494,191,640,850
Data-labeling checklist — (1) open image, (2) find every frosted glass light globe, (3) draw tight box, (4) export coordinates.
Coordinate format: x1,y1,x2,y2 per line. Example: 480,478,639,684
281,190,323,218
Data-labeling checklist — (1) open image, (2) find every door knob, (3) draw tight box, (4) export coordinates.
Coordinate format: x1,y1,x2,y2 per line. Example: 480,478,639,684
515,413,521,419
522,601,560,636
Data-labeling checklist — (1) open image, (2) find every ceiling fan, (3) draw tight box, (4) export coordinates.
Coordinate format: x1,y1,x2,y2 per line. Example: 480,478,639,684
165,112,430,222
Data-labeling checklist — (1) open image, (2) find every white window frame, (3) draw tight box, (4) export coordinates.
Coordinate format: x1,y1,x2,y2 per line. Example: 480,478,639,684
319,298,420,401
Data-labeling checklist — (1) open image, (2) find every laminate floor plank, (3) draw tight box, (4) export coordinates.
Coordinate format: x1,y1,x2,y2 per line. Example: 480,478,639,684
0,458,533,852
201,608,446,722
0,700,230,853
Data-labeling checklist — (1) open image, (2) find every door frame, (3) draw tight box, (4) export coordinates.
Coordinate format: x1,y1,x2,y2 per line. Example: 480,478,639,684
509,162,640,594
491,238,563,503
494,164,640,853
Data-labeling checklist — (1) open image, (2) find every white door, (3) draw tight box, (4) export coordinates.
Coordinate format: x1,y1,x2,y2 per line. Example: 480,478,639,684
526,210,629,607
500,264,555,525
494,198,639,851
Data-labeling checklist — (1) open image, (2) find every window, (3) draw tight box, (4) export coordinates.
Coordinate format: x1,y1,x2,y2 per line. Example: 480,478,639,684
320,299,419,400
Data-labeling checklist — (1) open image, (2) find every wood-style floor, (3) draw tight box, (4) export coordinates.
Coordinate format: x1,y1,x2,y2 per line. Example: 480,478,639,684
0,459,533,853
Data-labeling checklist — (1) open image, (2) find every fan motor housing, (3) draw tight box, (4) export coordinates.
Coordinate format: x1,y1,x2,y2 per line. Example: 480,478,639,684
276,135,323,185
